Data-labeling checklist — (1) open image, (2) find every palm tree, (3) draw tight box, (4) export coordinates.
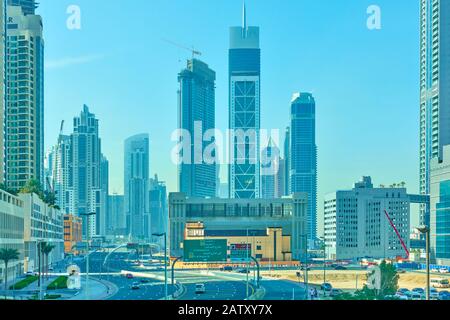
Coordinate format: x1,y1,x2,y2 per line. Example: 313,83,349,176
0,248,20,291
41,243,55,280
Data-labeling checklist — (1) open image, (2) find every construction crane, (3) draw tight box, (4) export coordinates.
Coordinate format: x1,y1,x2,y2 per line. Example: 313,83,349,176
162,38,202,59
383,209,410,260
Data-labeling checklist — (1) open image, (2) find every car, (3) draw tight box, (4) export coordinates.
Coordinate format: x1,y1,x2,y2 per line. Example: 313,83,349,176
237,268,250,274
412,288,425,295
221,266,233,272
397,269,406,274
397,288,409,294
321,283,333,292
329,289,343,297
439,290,450,300
431,268,439,273
195,283,206,294
26,271,37,276
439,268,449,274
125,273,134,279
140,279,150,283
410,292,422,300
394,294,409,300
334,266,347,270
131,282,140,290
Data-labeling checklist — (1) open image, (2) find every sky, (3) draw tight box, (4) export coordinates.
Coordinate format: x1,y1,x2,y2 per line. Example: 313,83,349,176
38,0,421,232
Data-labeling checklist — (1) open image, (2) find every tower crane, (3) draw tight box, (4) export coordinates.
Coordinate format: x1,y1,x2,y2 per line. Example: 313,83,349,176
162,38,202,59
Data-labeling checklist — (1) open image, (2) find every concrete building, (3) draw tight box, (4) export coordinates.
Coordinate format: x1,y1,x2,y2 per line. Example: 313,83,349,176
177,59,216,198
68,105,103,239
7,0,36,15
169,192,308,261
324,177,410,261
20,193,64,273
4,4,44,190
419,0,450,227
430,145,450,265
63,214,82,254
0,189,24,284
229,2,261,199
184,222,292,262
290,93,317,244
124,133,150,240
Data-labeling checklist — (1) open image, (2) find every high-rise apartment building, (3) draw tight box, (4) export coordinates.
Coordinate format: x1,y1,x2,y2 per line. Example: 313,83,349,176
68,105,102,238
99,154,109,236
149,174,167,241
290,93,317,243
51,135,71,214
124,133,150,240
419,0,450,226
4,4,44,190
261,138,279,199
283,127,290,196
0,0,5,183
7,0,36,15
177,59,216,198
229,2,261,199
107,193,125,236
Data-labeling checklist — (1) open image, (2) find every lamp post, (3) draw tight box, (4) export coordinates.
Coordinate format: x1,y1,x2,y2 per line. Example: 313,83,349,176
153,232,168,300
81,212,96,300
416,225,430,301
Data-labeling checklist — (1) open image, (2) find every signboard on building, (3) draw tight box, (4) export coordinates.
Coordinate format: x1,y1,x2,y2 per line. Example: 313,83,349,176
184,239,227,262
230,243,251,262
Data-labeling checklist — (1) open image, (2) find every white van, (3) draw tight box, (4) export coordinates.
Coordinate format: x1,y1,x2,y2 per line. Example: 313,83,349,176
431,278,450,288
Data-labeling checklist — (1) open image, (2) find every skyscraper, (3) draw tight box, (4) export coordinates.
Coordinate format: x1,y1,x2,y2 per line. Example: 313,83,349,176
149,174,167,240
100,154,109,236
261,138,279,199
283,127,291,196
7,0,36,15
69,105,102,238
177,58,216,198
4,4,44,190
124,133,150,240
229,2,261,199
419,0,450,227
0,0,5,184
290,93,317,243
51,135,71,214
107,193,125,236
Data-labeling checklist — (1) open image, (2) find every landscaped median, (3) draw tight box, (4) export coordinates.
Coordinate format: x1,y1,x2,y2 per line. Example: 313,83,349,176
9,275,38,290
47,276,68,290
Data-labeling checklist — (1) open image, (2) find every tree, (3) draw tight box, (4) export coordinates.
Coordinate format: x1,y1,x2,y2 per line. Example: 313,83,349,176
20,179,45,199
0,248,20,291
41,244,55,280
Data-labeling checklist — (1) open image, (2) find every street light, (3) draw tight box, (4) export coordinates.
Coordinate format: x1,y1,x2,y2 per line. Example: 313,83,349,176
153,232,168,300
81,212,96,300
416,225,430,301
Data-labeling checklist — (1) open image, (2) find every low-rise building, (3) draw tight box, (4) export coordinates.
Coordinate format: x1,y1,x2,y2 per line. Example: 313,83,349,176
185,222,292,261
324,177,410,261
63,214,82,254
20,193,64,272
0,190,25,284
169,193,308,261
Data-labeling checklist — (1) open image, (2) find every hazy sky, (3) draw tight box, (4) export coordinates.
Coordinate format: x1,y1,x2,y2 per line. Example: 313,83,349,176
38,0,421,231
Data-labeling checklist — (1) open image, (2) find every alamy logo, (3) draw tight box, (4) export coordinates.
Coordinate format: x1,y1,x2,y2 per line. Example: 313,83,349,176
367,5,382,30
66,5,82,30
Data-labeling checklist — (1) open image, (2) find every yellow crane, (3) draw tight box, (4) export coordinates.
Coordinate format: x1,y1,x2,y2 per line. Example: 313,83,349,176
162,38,202,59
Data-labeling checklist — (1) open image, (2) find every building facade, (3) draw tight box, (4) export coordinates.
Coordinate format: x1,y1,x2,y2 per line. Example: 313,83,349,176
419,0,450,226
283,127,290,196
20,193,64,273
0,0,5,183
4,4,44,190
107,193,125,236
7,0,36,15
51,135,71,214
229,3,261,199
290,93,317,244
0,189,24,284
68,105,102,239
261,138,279,199
324,177,410,261
124,133,150,240
177,59,216,198
149,174,167,240
430,145,450,265
169,192,308,261
63,214,81,254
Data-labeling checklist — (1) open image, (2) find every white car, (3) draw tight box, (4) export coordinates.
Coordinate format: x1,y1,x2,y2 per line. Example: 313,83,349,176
439,268,449,274
195,283,206,294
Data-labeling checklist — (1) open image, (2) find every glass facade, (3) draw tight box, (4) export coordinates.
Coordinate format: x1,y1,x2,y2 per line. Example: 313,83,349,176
436,180,450,259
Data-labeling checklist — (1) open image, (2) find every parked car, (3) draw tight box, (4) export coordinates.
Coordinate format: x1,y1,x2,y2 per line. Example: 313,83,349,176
439,268,449,274
237,268,250,274
397,288,410,295
410,292,422,300
412,288,425,295
329,289,343,297
140,279,150,283
321,283,333,292
125,273,134,279
195,283,206,294
221,266,233,272
439,290,450,300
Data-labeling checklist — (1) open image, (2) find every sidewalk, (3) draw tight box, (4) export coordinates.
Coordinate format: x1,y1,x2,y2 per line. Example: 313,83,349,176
68,277,118,300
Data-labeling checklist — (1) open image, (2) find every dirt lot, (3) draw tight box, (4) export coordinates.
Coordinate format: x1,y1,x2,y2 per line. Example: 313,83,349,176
262,270,444,291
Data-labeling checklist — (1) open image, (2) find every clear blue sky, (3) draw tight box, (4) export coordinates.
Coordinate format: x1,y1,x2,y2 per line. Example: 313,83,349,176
39,0,421,231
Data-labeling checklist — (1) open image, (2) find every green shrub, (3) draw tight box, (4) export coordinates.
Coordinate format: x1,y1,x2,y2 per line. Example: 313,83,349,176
9,275,39,290
47,276,68,290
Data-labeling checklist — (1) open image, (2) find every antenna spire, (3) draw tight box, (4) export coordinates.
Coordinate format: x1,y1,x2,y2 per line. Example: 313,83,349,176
242,0,247,37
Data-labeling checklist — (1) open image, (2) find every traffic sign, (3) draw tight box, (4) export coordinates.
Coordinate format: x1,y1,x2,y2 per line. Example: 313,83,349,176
230,243,251,262
184,239,227,262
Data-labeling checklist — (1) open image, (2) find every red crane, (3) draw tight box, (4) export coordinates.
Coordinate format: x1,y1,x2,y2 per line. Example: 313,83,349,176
383,209,410,260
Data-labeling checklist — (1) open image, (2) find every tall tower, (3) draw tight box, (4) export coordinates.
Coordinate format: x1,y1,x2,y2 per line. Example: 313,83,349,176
177,59,216,198
0,0,6,184
7,0,36,15
229,1,261,199
4,4,44,190
69,105,102,238
419,0,450,227
124,133,150,240
290,93,317,244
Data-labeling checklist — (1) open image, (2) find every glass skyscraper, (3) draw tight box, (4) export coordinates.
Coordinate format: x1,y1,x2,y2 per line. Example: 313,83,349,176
177,58,216,198
419,0,450,227
290,93,317,243
124,133,150,240
0,0,6,183
7,0,36,15
4,4,44,190
229,2,261,199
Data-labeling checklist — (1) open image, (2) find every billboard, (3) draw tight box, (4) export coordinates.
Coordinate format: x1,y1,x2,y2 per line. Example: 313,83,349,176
184,239,227,262
230,243,251,262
